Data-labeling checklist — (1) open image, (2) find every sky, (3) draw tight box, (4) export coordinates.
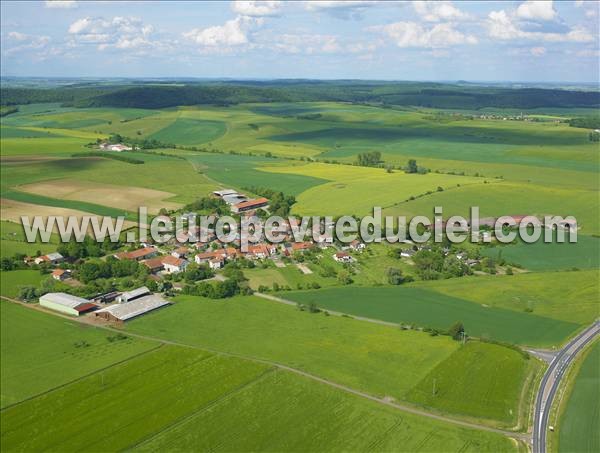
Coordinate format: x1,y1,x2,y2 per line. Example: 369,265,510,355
1,0,599,82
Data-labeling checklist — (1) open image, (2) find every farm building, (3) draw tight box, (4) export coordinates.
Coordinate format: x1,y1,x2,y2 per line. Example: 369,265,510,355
171,247,191,258
232,197,269,214
91,291,120,304
162,255,188,273
34,252,64,265
114,247,158,261
213,189,238,198
349,240,366,251
333,251,353,263
99,142,132,152
223,193,248,205
117,286,150,303
142,257,164,273
209,256,225,269
51,269,70,281
39,293,97,316
94,294,170,323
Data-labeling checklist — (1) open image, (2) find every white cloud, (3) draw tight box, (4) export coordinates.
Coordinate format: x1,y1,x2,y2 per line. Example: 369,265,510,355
231,1,281,17
305,1,379,19
67,16,164,52
516,1,557,21
530,46,546,56
45,0,77,9
273,33,377,55
372,21,477,48
487,9,594,42
412,1,471,22
576,49,600,57
69,17,92,34
184,16,257,46
3,32,50,56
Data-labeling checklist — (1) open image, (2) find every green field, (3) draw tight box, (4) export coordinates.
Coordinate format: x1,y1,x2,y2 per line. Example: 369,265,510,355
127,295,459,399
416,270,600,325
149,117,226,145
0,270,45,298
481,234,600,271
0,300,155,408
406,342,535,425
136,369,516,453
558,341,600,453
184,152,327,196
1,344,515,453
1,220,59,258
285,286,579,347
126,295,534,424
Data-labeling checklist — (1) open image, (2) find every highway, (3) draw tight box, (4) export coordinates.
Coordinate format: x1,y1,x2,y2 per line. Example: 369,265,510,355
532,321,600,453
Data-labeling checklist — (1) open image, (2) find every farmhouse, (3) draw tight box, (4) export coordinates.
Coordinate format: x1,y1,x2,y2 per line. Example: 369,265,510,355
171,247,190,258
162,255,188,273
142,257,164,273
246,243,276,259
114,247,158,261
94,294,170,323
34,252,64,265
51,268,70,281
39,293,97,316
209,256,225,270
333,251,353,263
349,240,366,251
291,242,314,252
232,197,269,214
116,286,150,303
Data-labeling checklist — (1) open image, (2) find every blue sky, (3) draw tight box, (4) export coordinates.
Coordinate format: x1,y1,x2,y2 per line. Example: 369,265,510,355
1,1,599,82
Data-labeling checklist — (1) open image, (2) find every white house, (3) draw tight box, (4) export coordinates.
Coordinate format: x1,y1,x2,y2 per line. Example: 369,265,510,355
162,256,188,274
333,251,353,263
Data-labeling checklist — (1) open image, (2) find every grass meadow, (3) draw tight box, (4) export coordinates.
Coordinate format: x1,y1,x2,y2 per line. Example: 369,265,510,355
557,341,599,453
406,342,537,426
126,294,535,425
0,300,155,408
285,286,579,347
135,369,516,453
415,270,600,326
0,270,45,298
1,343,516,453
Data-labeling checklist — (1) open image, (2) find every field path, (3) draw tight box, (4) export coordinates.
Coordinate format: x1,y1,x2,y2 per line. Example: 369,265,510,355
1,296,530,443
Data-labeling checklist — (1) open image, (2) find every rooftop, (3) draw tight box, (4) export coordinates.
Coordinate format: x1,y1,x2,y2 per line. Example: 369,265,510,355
96,294,169,321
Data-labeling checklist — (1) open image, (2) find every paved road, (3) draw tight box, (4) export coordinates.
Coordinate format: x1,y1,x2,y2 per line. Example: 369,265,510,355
532,321,600,453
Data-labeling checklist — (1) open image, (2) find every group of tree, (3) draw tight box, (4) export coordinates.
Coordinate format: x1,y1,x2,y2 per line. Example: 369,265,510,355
412,248,471,280
76,257,145,284
242,187,296,217
182,262,250,299
57,237,121,260
404,159,429,174
183,196,229,215
568,116,600,129
355,151,382,167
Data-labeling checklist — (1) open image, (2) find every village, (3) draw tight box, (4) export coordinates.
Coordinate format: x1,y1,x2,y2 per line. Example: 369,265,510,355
15,187,574,325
